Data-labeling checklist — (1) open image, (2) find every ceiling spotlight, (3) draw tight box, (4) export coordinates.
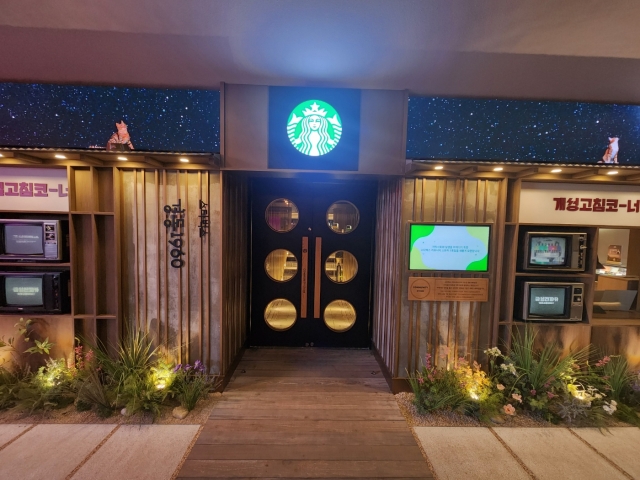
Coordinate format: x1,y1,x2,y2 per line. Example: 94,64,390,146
179,157,189,163
54,154,66,159
0,153,3,157
493,167,504,172
551,168,562,173
607,170,618,175
117,156,127,161
434,165,444,170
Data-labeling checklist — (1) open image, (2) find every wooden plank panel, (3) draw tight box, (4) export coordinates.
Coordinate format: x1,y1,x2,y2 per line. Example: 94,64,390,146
208,408,404,421
179,350,431,479
186,444,423,461
208,173,222,373
179,459,430,478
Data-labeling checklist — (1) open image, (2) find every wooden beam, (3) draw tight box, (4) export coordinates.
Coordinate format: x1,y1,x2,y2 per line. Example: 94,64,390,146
78,154,105,166
459,166,477,176
404,161,418,174
0,158,41,165
624,173,640,182
143,156,164,168
572,170,597,179
514,167,538,179
13,152,44,164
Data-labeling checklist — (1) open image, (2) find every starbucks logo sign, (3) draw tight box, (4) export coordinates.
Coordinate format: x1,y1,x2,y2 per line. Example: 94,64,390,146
287,100,342,156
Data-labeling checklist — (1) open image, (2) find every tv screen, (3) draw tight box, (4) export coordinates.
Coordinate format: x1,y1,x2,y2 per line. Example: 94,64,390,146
529,236,567,266
4,225,44,255
5,277,44,306
528,287,567,317
409,224,490,271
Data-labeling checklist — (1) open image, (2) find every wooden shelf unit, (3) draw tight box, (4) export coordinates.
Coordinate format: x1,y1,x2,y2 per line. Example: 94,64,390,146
68,166,120,349
498,179,640,360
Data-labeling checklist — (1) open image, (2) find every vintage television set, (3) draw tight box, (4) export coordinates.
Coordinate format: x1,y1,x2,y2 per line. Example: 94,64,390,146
521,231,587,272
408,223,491,272
517,281,584,322
0,219,66,262
0,271,70,314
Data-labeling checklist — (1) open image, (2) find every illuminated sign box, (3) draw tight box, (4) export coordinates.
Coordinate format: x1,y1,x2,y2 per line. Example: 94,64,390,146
268,87,360,171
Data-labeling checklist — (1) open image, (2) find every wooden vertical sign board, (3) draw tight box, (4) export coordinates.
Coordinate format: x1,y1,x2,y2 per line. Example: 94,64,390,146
301,237,308,318
314,237,322,318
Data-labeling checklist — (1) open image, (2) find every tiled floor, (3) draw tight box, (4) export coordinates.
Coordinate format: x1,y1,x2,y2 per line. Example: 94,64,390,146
414,426,638,480
0,423,199,480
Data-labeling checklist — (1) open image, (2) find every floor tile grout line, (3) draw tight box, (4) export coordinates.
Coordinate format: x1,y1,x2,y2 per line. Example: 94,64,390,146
65,424,120,480
171,424,205,480
0,423,36,452
567,428,634,480
488,427,538,480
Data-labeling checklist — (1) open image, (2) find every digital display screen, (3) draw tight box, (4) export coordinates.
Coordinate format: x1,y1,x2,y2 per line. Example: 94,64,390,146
5,277,44,306
0,82,220,152
529,287,567,317
407,96,640,165
409,225,490,271
529,236,567,266
4,225,44,255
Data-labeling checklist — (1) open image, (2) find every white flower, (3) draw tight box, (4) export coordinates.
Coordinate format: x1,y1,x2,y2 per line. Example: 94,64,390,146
484,347,502,357
603,400,617,415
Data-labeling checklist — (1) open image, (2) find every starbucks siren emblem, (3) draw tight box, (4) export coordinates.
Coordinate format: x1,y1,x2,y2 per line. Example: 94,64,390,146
287,100,342,156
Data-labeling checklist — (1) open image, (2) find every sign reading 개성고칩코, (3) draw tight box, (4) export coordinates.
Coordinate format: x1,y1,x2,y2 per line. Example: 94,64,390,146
0,167,69,212
519,182,640,227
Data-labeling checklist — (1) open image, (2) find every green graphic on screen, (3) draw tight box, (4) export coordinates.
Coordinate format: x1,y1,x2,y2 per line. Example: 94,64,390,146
409,225,490,271
287,100,342,156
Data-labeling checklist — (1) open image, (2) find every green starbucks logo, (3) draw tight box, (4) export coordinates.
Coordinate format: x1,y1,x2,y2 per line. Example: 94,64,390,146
287,100,342,156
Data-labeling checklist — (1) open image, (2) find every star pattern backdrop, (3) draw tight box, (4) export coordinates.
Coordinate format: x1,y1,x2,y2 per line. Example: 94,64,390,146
407,97,640,164
0,83,220,152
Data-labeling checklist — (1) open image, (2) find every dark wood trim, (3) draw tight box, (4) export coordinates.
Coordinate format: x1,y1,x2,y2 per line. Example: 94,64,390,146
217,342,247,392
372,341,411,393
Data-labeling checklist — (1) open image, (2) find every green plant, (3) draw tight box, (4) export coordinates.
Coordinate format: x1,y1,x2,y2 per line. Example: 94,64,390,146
16,359,75,413
0,318,54,372
170,361,213,411
122,373,166,416
86,329,168,417
76,367,114,417
24,338,54,356
408,354,471,414
492,326,590,421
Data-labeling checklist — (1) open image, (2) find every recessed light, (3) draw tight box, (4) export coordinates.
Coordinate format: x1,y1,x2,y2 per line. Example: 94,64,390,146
117,156,127,161
0,153,3,157
607,170,618,175
493,167,504,172
54,154,66,159
179,157,189,163
434,165,444,170
551,168,562,173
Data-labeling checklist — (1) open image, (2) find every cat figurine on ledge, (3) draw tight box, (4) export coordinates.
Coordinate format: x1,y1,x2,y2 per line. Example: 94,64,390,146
599,137,619,164
106,121,134,151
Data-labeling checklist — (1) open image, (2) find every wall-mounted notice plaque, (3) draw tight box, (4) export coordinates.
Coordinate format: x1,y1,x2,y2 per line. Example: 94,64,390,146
408,277,489,302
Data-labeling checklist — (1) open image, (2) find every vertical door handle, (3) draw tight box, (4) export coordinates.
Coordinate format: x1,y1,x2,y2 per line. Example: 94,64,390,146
301,237,308,318
314,237,322,318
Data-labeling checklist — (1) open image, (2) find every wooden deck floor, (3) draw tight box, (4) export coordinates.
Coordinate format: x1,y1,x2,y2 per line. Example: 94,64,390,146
177,348,433,479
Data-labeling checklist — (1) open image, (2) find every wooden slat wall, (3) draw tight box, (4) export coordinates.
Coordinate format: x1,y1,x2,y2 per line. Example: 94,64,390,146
220,172,249,374
119,169,224,373
372,178,403,378
394,178,505,377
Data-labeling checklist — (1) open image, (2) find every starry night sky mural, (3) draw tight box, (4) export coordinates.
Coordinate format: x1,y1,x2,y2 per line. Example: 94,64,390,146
0,83,220,152
407,97,640,165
